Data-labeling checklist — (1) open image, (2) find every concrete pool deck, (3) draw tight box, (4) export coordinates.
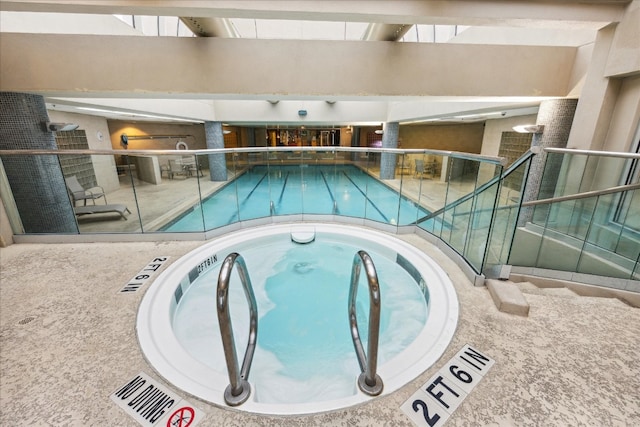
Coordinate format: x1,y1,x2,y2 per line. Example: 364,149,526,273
1,228,639,426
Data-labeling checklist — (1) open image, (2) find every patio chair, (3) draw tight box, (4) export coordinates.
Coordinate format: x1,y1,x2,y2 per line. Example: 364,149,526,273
65,175,107,206
397,157,411,175
166,160,189,179
180,156,203,177
414,159,426,177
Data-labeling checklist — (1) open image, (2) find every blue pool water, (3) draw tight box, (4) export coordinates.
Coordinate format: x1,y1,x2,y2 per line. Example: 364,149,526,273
163,165,429,231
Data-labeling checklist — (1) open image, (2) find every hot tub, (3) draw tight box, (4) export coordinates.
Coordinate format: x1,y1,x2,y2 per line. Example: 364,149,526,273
137,223,459,415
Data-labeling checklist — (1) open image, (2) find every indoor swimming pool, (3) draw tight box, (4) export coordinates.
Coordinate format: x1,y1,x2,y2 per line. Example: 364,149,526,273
162,164,430,231
137,223,459,415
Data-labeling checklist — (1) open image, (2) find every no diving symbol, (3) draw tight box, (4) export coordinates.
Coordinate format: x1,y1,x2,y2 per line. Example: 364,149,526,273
167,406,195,427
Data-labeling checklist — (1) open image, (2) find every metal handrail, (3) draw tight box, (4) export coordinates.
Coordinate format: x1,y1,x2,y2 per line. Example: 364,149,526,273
413,149,537,224
348,250,384,396
216,252,258,406
0,145,506,164
543,147,640,159
521,182,640,207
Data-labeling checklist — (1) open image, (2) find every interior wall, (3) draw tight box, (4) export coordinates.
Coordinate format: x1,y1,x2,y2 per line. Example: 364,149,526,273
107,121,206,151
399,123,485,153
47,110,119,192
602,74,640,153
481,115,538,157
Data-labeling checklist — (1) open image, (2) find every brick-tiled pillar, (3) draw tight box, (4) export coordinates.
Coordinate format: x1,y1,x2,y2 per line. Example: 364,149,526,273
205,121,227,181
0,92,78,233
520,98,579,224
380,122,399,180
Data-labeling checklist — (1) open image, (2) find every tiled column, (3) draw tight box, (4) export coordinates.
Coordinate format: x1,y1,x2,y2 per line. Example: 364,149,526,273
520,98,578,224
380,122,399,180
0,92,78,233
205,121,227,181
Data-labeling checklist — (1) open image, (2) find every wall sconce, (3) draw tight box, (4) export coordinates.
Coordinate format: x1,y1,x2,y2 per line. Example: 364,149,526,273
512,124,544,134
43,122,79,132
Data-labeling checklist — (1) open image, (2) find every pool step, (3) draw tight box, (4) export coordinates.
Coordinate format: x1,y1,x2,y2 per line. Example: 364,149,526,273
290,227,316,244
486,279,530,317
517,283,579,298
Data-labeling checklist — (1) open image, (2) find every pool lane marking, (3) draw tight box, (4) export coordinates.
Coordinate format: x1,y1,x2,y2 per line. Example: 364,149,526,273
276,171,291,208
111,371,205,426
341,171,389,222
119,257,170,293
239,172,268,206
225,172,269,223
319,171,339,214
400,344,495,427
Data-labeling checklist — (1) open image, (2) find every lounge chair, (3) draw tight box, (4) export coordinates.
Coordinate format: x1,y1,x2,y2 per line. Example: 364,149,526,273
74,204,131,220
65,175,107,206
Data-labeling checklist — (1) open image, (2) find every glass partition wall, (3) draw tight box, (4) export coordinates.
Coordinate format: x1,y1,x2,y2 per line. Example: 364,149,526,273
2,146,637,284
510,149,640,281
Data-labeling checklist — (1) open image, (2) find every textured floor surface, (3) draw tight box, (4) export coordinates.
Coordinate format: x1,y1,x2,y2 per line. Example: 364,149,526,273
1,227,639,426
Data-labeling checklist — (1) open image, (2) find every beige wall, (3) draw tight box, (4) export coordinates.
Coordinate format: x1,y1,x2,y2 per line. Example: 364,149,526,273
602,75,640,153
47,110,120,192
481,115,538,157
107,121,206,151
0,33,576,99
604,0,640,78
399,123,485,153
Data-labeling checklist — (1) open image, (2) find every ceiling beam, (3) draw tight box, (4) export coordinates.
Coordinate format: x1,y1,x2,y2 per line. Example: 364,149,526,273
180,17,239,38
0,1,628,28
0,33,577,99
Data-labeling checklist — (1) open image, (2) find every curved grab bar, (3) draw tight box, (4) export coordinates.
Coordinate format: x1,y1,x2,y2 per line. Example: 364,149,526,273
348,250,384,396
216,252,258,406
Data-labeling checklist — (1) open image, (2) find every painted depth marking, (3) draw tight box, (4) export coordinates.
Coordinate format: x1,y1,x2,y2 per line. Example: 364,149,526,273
119,257,170,293
401,344,495,427
111,372,204,427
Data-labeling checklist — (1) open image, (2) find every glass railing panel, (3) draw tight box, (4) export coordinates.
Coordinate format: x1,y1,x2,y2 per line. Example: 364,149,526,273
488,204,521,267
486,156,532,268
445,157,479,207
545,197,596,241
464,180,500,272
447,198,473,255
581,190,640,262
440,157,480,245
196,153,239,231
343,154,371,220
61,153,141,234
322,152,341,216
301,161,338,216
272,150,304,216
362,160,396,225
397,153,420,225
534,199,586,272
137,153,204,233
531,151,567,225
235,150,272,222
614,188,640,260
576,242,636,280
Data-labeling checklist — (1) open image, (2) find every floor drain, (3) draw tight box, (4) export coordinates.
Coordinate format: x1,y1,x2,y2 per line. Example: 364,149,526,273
18,316,36,325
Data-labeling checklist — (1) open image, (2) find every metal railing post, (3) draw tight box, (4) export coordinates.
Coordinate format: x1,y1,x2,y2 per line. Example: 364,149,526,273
216,252,258,406
348,250,384,396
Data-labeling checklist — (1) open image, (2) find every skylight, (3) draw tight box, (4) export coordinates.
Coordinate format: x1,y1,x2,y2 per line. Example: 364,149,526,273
230,19,369,40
